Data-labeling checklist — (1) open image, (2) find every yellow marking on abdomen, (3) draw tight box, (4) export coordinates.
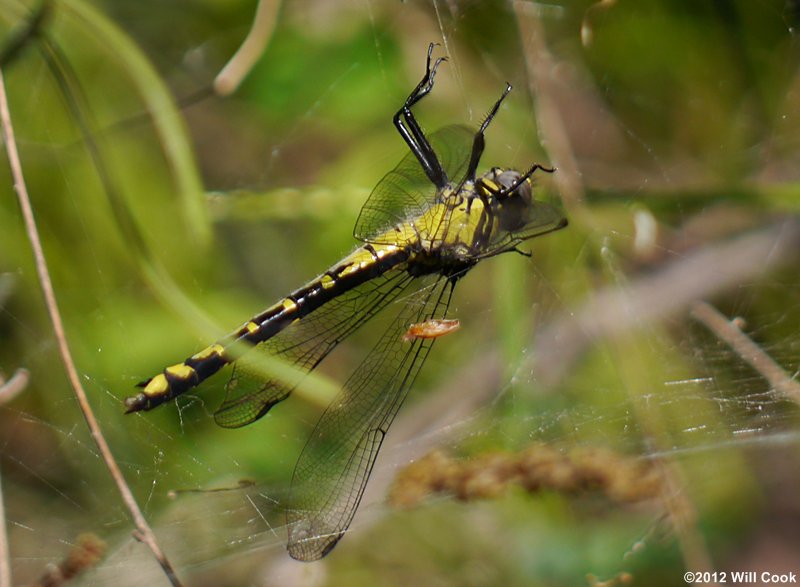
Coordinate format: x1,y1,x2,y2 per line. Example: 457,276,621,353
320,274,336,289
191,343,225,361
282,298,298,311
143,373,169,396
166,363,196,380
245,321,260,334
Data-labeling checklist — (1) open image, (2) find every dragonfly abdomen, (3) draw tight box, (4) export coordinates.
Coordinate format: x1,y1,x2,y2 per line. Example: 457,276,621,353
125,243,411,414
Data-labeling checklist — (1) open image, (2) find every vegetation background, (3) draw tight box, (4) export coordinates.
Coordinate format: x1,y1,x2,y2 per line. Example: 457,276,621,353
0,0,798,585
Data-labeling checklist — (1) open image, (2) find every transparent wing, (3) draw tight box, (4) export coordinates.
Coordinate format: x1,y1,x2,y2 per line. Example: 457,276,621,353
353,125,474,243
286,275,454,561
213,268,415,428
482,197,568,259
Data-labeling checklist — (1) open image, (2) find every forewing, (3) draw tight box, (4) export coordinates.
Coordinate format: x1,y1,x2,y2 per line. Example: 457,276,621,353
214,269,415,428
353,125,474,243
286,275,454,561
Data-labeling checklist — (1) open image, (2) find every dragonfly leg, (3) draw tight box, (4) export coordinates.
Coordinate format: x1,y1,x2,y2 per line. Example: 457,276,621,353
465,83,513,181
393,42,448,188
496,163,555,199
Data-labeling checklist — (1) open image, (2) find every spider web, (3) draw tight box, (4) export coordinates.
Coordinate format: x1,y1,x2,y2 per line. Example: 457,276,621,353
1,1,799,586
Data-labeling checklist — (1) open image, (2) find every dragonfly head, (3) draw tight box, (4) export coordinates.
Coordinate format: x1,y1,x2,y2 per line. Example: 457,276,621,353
479,168,534,233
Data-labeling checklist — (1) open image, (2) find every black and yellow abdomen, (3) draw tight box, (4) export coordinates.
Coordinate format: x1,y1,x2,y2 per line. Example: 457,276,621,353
125,242,411,413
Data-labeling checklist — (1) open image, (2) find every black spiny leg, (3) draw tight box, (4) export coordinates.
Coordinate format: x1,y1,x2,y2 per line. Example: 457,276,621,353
496,163,555,199
394,43,448,188
465,83,513,181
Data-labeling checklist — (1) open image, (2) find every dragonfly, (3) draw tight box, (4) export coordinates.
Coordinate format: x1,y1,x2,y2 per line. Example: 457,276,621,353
125,44,568,561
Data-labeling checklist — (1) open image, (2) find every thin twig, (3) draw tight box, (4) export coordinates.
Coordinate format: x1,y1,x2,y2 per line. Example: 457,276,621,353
214,0,281,95
530,219,800,387
0,70,183,586
513,1,585,208
691,301,800,406
0,368,29,406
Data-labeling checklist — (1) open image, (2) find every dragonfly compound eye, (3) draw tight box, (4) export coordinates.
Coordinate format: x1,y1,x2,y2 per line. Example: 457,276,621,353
494,170,533,232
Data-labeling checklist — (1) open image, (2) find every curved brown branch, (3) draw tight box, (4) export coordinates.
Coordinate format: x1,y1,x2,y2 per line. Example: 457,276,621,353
691,301,800,406
0,70,183,587
0,368,28,407
214,0,281,95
